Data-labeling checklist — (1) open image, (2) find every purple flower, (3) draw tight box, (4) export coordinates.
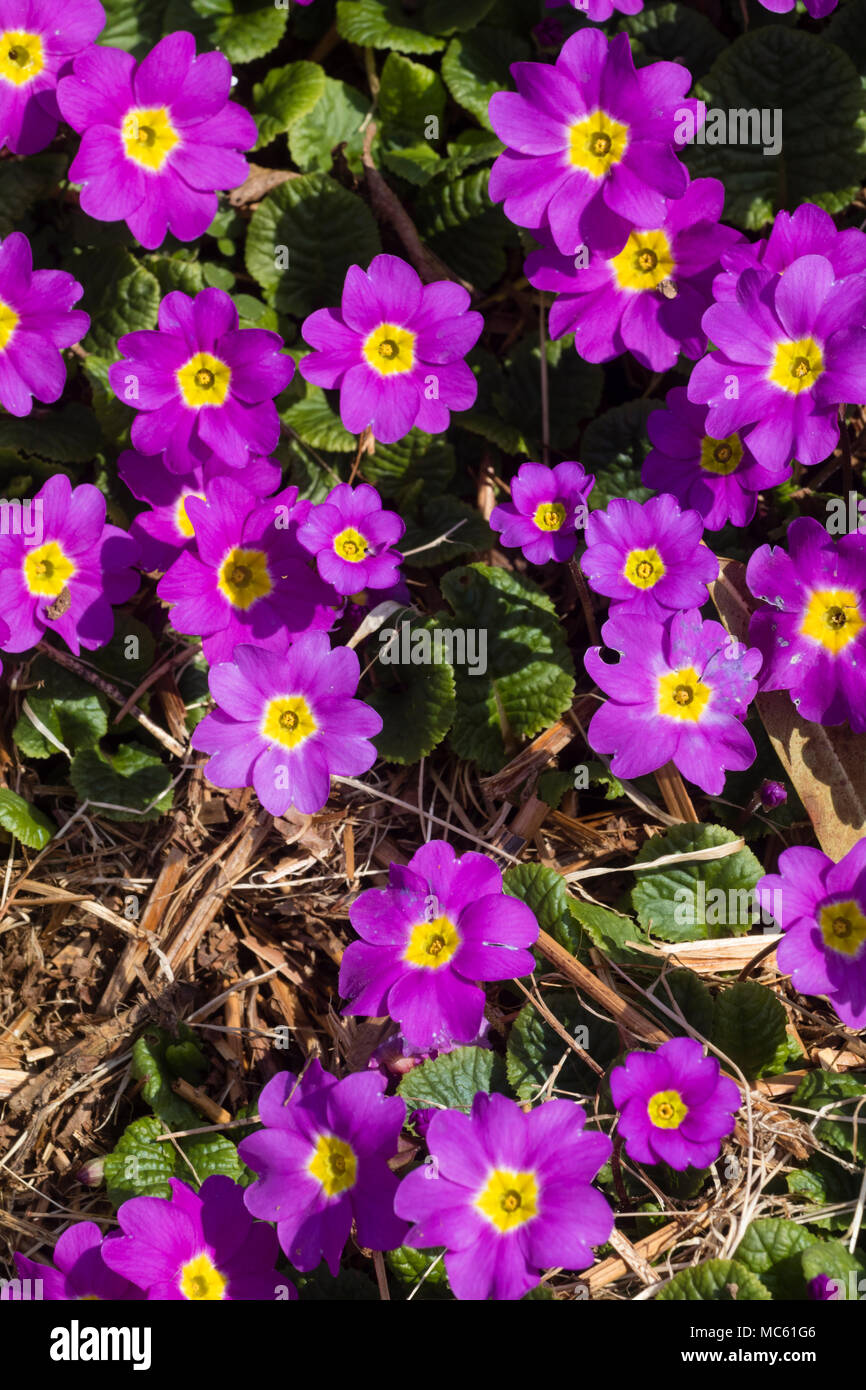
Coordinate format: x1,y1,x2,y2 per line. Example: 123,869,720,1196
339,840,539,1052
808,1273,841,1300
556,0,645,17
0,473,139,656
190,634,381,817
109,288,294,473
713,203,866,306
119,449,282,573
643,388,790,531
299,254,482,444
297,483,404,597
0,232,89,416
0,0,104,155
585,608,761,795
688,255,866,471
488,30,699,257
239,1060,407,1274
757,0,836,14
157,477,333,664
394,1091,613,1301
756,840,866,1030
611,1038,740,1170
525,177,742,371
759,779,787,811
581,494,718,620
746,517,866,733
101,1175,288,1300
489,460,594,564
57,31,256,249
7,1222,140,1300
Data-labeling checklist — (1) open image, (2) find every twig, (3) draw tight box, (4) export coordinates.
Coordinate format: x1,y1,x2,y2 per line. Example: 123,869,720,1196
36,642,185,758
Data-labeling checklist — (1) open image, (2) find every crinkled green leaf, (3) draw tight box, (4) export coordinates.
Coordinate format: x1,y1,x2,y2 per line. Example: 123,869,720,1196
790,1070,866,1163
70,743,174,821
397,1046,507,1112
441,28,530,130
711,981,789,1080
584,400,661,509
503,861,572,952
568,897,652,969
253,61,326,149
379,52,446,148
88,618,155,686
104,1116,175,1206
363,430,455,502
245,174,381,318
0,153,68,237
496,334,603,456
74,247,161,357
685,28,866,228
507,993,619,1101
734,1218,820,1299
336,0,446,53
368,616,457,764
653,968,715,1041
288,77,369,174
0,403,103,465
182,1134,245,1187
787,1151,862,1232
163,0,287,64
440,564,576,771
0,789,56,850
402,495,493,566
826,0,866,86
13,656,109,759
618,3,726,78
132,1025,207,1131
656,1258,772,1300
631,822,764,942
387,1244,450,1299
282,383,357,453
415,168,514,288
423,0,497,33
297,1263,379,1300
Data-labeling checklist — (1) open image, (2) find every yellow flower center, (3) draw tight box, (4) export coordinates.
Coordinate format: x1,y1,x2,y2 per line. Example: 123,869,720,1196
476,1169,539,1232
647,1089,688,1129
624,545,666,589
175,491,205,539
308,1134,358,1198
768,336,824,395
657,666,712,722
0,298,19,351
699,434,742,476
0,31,44,85
362,323,416,376
179,1252,227,1301
23,541,76,597
177,352,231,408
216,546,271,610
567,110,629,178
261,694,318,749
333,527,368,562
800,588,865,654
122,106,180,170
819,899,866,958
404,913,461,969
533,501,566,532
611,230,675,292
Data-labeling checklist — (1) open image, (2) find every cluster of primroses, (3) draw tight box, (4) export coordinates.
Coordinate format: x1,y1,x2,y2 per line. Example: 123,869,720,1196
11,842,746,1302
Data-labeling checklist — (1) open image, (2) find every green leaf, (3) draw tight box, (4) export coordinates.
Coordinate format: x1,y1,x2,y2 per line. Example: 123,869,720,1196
397,1046,507,1112
503,862,572,952
13,656,109,759
336,0,446,54
801,1241,865,1298
401,495,493,566
423,0,497,33
132,1025,207,1131
143,253,207,299
653,968,715,1041
288,78,369,174
656,1258,772,1301
253,61,326,149
163,0,287,64
104,1116,175,1206
245,174,381,318
0,402,103,465
441,28,530,130
584,400,661,509
379,52,446,148
826,0,866,86
70,744,174,822
787,1151,862,1232
386,1245,450,1299
297,1262,380,1300
0,153,68,237
734,1218,819,1299
363,430,455,502
507,993,619,1100
497,334,603,455
569,897,652,968
182,1133,245,1187
631,822,764,943
74,247,161,357
440,564,575,772
88,618,156,686
415,168,514,289
0,789,56,849
282,383,357,453
617,3,726,79
381,142,444,186
685,29,866,229
368,616,457,764
711,981,788,1080
790,1071,866,1163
